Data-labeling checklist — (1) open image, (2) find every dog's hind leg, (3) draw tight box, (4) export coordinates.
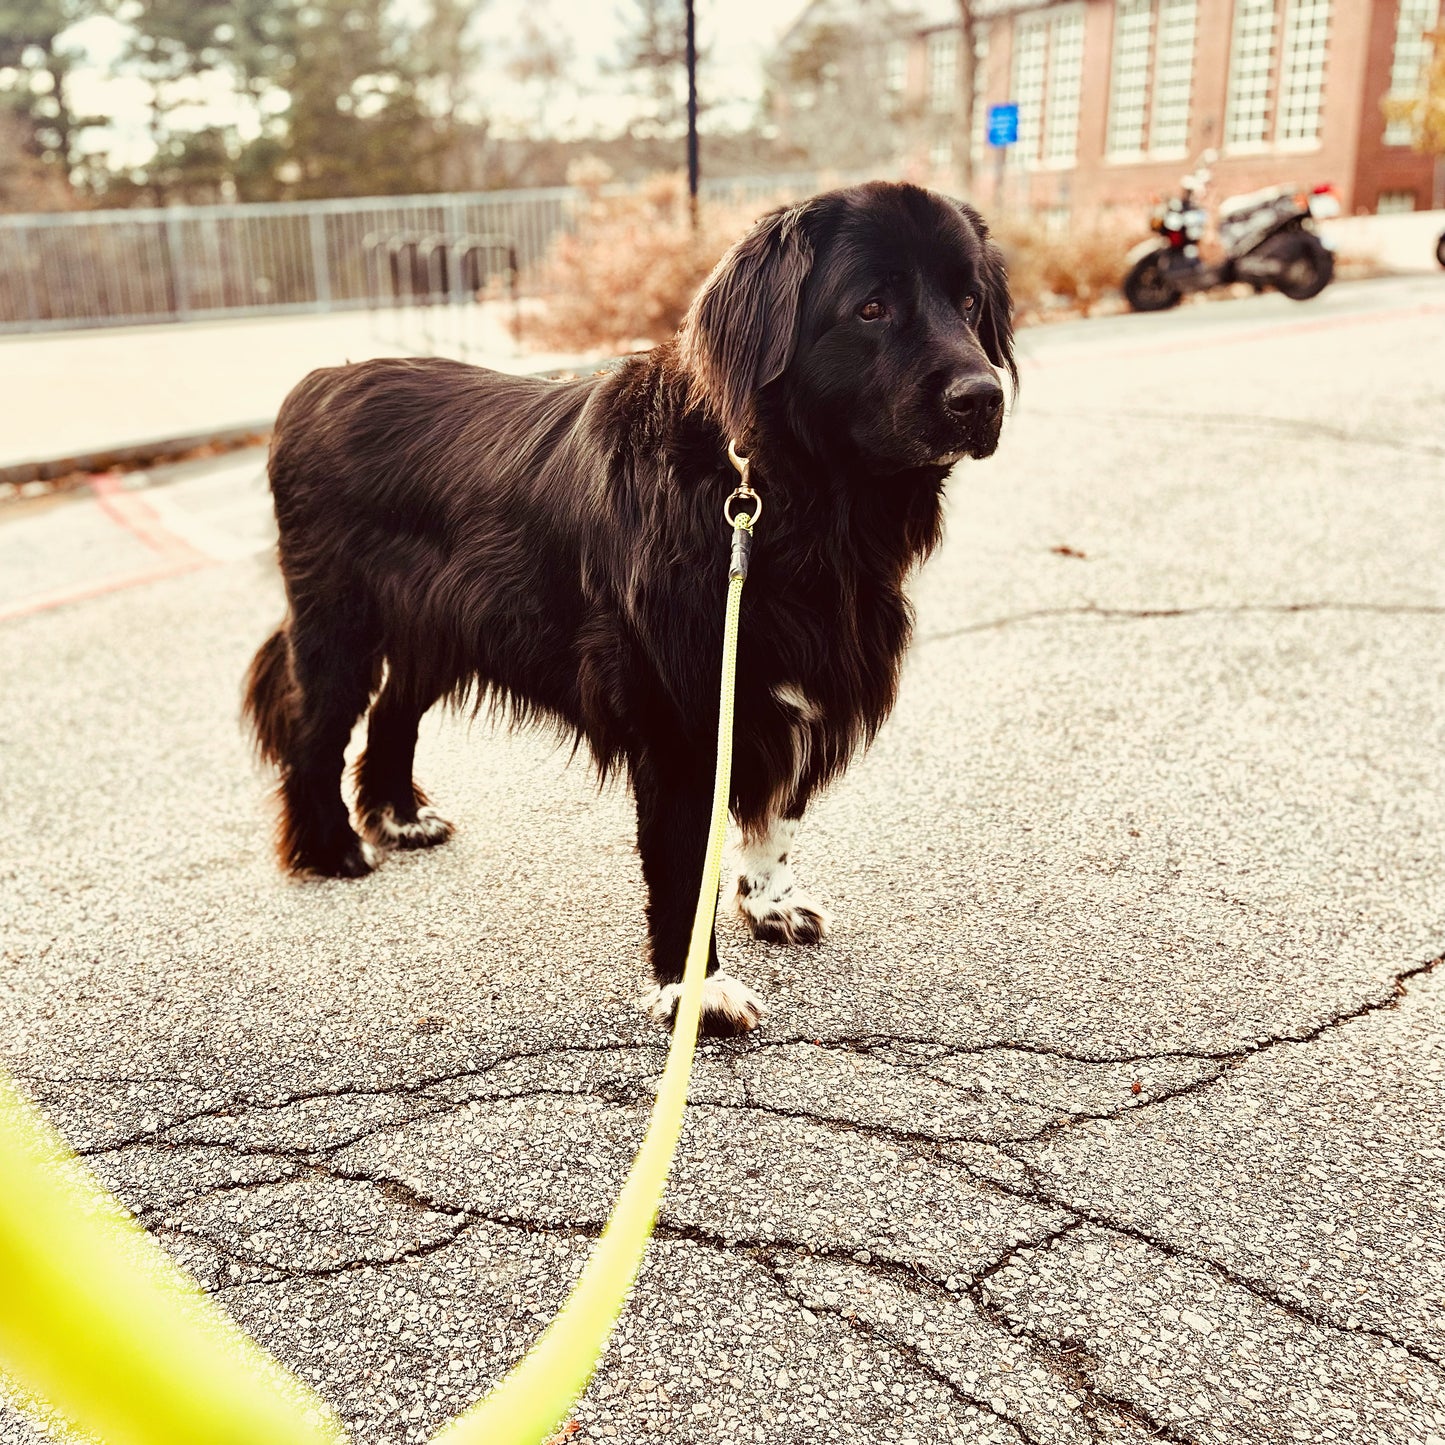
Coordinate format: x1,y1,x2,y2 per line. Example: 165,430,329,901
272,603,381,878
734,810,830,946
354,672,453,852
632,752,767,1037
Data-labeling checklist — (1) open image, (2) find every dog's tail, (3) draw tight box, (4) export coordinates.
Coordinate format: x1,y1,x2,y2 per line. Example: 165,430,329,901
243,623,297,768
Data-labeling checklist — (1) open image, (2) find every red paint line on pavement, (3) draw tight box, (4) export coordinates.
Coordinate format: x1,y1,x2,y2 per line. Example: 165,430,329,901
88,472,210,563
1022,300,1445,371
1,475,217,622
0,555,211,623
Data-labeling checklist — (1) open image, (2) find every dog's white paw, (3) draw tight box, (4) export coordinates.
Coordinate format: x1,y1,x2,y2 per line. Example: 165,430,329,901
736,877,830,945
734,816,828,945
360,804,454,851
640,973,769,1037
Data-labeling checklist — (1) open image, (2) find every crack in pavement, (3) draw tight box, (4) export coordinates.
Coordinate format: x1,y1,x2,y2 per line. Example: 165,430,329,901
16,949,1443,1412
960,1160,1443,1371
960,1224,1197,1445
920,601,1445,647
759,1252,1039,1445
756,1222,1191,1445
28,1039,669,1158
26,943,1445,1160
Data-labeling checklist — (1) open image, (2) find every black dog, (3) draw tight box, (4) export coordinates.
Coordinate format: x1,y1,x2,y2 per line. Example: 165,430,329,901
244,181,1015,1036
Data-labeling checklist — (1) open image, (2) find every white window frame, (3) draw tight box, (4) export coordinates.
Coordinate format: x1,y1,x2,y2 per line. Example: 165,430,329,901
1045,6,1087,166
1011,13,1050,171
1041,204,1072,237
1223,0,1279,151
884,38,908,111
1276,0,1331,146
1150,0,1198,157
1009,6,1085,172
1107,0,1155,159
1385,0,1441,144
929,29,959,114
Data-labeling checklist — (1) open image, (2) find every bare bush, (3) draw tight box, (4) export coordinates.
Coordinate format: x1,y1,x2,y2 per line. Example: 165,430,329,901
515,176,1145,355
514,166,767,354
993,220,1139,321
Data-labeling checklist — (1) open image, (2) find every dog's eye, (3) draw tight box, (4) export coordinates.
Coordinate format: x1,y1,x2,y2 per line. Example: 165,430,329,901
962,293,979,313
857,299,886,322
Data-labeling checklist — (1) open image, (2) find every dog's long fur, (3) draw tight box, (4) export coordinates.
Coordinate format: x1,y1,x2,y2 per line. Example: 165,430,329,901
244,181,1015,1035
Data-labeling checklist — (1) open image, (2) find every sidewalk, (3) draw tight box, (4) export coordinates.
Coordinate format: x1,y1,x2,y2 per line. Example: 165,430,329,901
0,303,597,482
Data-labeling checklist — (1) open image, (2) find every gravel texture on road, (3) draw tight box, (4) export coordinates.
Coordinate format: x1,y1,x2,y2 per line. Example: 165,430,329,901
2,278,1443,1444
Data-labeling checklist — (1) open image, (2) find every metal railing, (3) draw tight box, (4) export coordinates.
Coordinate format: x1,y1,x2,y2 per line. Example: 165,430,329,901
0,172,871,334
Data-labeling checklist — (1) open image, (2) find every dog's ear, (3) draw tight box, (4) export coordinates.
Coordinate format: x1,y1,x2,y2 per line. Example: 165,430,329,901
678,202,816,442
954,200,1018,394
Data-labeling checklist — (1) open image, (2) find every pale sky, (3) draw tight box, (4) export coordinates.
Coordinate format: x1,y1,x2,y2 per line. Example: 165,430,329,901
56,0,813,170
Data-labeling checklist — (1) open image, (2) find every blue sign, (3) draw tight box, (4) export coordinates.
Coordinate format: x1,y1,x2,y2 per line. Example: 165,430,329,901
987,103,1019,147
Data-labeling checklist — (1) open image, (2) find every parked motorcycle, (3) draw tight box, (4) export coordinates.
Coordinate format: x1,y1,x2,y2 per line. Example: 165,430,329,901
1124,153,1339,312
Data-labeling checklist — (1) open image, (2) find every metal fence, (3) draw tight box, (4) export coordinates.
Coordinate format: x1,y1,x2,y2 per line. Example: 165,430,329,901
0,172,860,334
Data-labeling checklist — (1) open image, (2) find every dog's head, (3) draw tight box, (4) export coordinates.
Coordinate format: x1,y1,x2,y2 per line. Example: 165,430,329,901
679,181,1016,474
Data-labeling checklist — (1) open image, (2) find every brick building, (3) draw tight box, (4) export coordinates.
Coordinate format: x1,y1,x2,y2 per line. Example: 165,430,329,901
770,0,1442,217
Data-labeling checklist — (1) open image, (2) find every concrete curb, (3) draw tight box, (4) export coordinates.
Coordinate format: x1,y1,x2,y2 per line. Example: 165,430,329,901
0,358,628,490
0,420,275,488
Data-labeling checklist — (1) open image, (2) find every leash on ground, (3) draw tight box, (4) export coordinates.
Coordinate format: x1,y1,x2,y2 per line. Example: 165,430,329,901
0,446,762,1445
432,443,760,1445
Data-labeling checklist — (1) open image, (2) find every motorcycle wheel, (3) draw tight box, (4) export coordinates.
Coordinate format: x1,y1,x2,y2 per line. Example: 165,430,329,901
1271,233,1334,301
1436,230,1445,269
1123,252,1182,312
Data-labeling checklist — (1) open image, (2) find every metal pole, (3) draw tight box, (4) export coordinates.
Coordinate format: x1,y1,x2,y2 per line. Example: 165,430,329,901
686,0,699,231
163,210,189,320
308,211,331,313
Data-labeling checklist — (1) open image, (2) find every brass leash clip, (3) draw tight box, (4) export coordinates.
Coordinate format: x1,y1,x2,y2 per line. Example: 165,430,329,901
724,439,760,581
724,439,763,531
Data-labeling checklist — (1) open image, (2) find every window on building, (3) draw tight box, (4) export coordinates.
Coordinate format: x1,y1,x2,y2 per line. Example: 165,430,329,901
1150,0,1198,155
1011,6,1084,170
1107,0,1154,157
930,29,959,113
1012,14,1050,168
1386,0,1441,143
885,39,907,102
1276,0,1331,143
1224,0,1280,148
1041,205,1072,237
1376,189,1417,212
1045,7,1087,164
930,137,953,172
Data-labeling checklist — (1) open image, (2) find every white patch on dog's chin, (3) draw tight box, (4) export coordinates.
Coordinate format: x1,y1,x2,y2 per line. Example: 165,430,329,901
735,818,830,945
930,450,966,468
640,974,768,1033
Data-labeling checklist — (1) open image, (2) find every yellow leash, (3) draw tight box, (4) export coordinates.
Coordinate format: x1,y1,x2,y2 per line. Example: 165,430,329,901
0,448,761,1445
0,1072,346,1445
436,447,760,1445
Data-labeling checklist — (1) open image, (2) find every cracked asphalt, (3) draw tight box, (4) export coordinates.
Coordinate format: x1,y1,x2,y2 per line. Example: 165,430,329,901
2,275,1444,1444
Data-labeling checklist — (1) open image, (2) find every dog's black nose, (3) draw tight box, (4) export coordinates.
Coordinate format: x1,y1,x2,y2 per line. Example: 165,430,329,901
943,375,1004,419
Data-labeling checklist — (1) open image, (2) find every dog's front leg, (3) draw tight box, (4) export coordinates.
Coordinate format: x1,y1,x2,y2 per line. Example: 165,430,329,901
633,754,767,1037
735,812,830,945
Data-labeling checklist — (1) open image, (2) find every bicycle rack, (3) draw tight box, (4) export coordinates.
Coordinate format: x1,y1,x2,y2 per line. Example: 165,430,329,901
363,229,520,359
